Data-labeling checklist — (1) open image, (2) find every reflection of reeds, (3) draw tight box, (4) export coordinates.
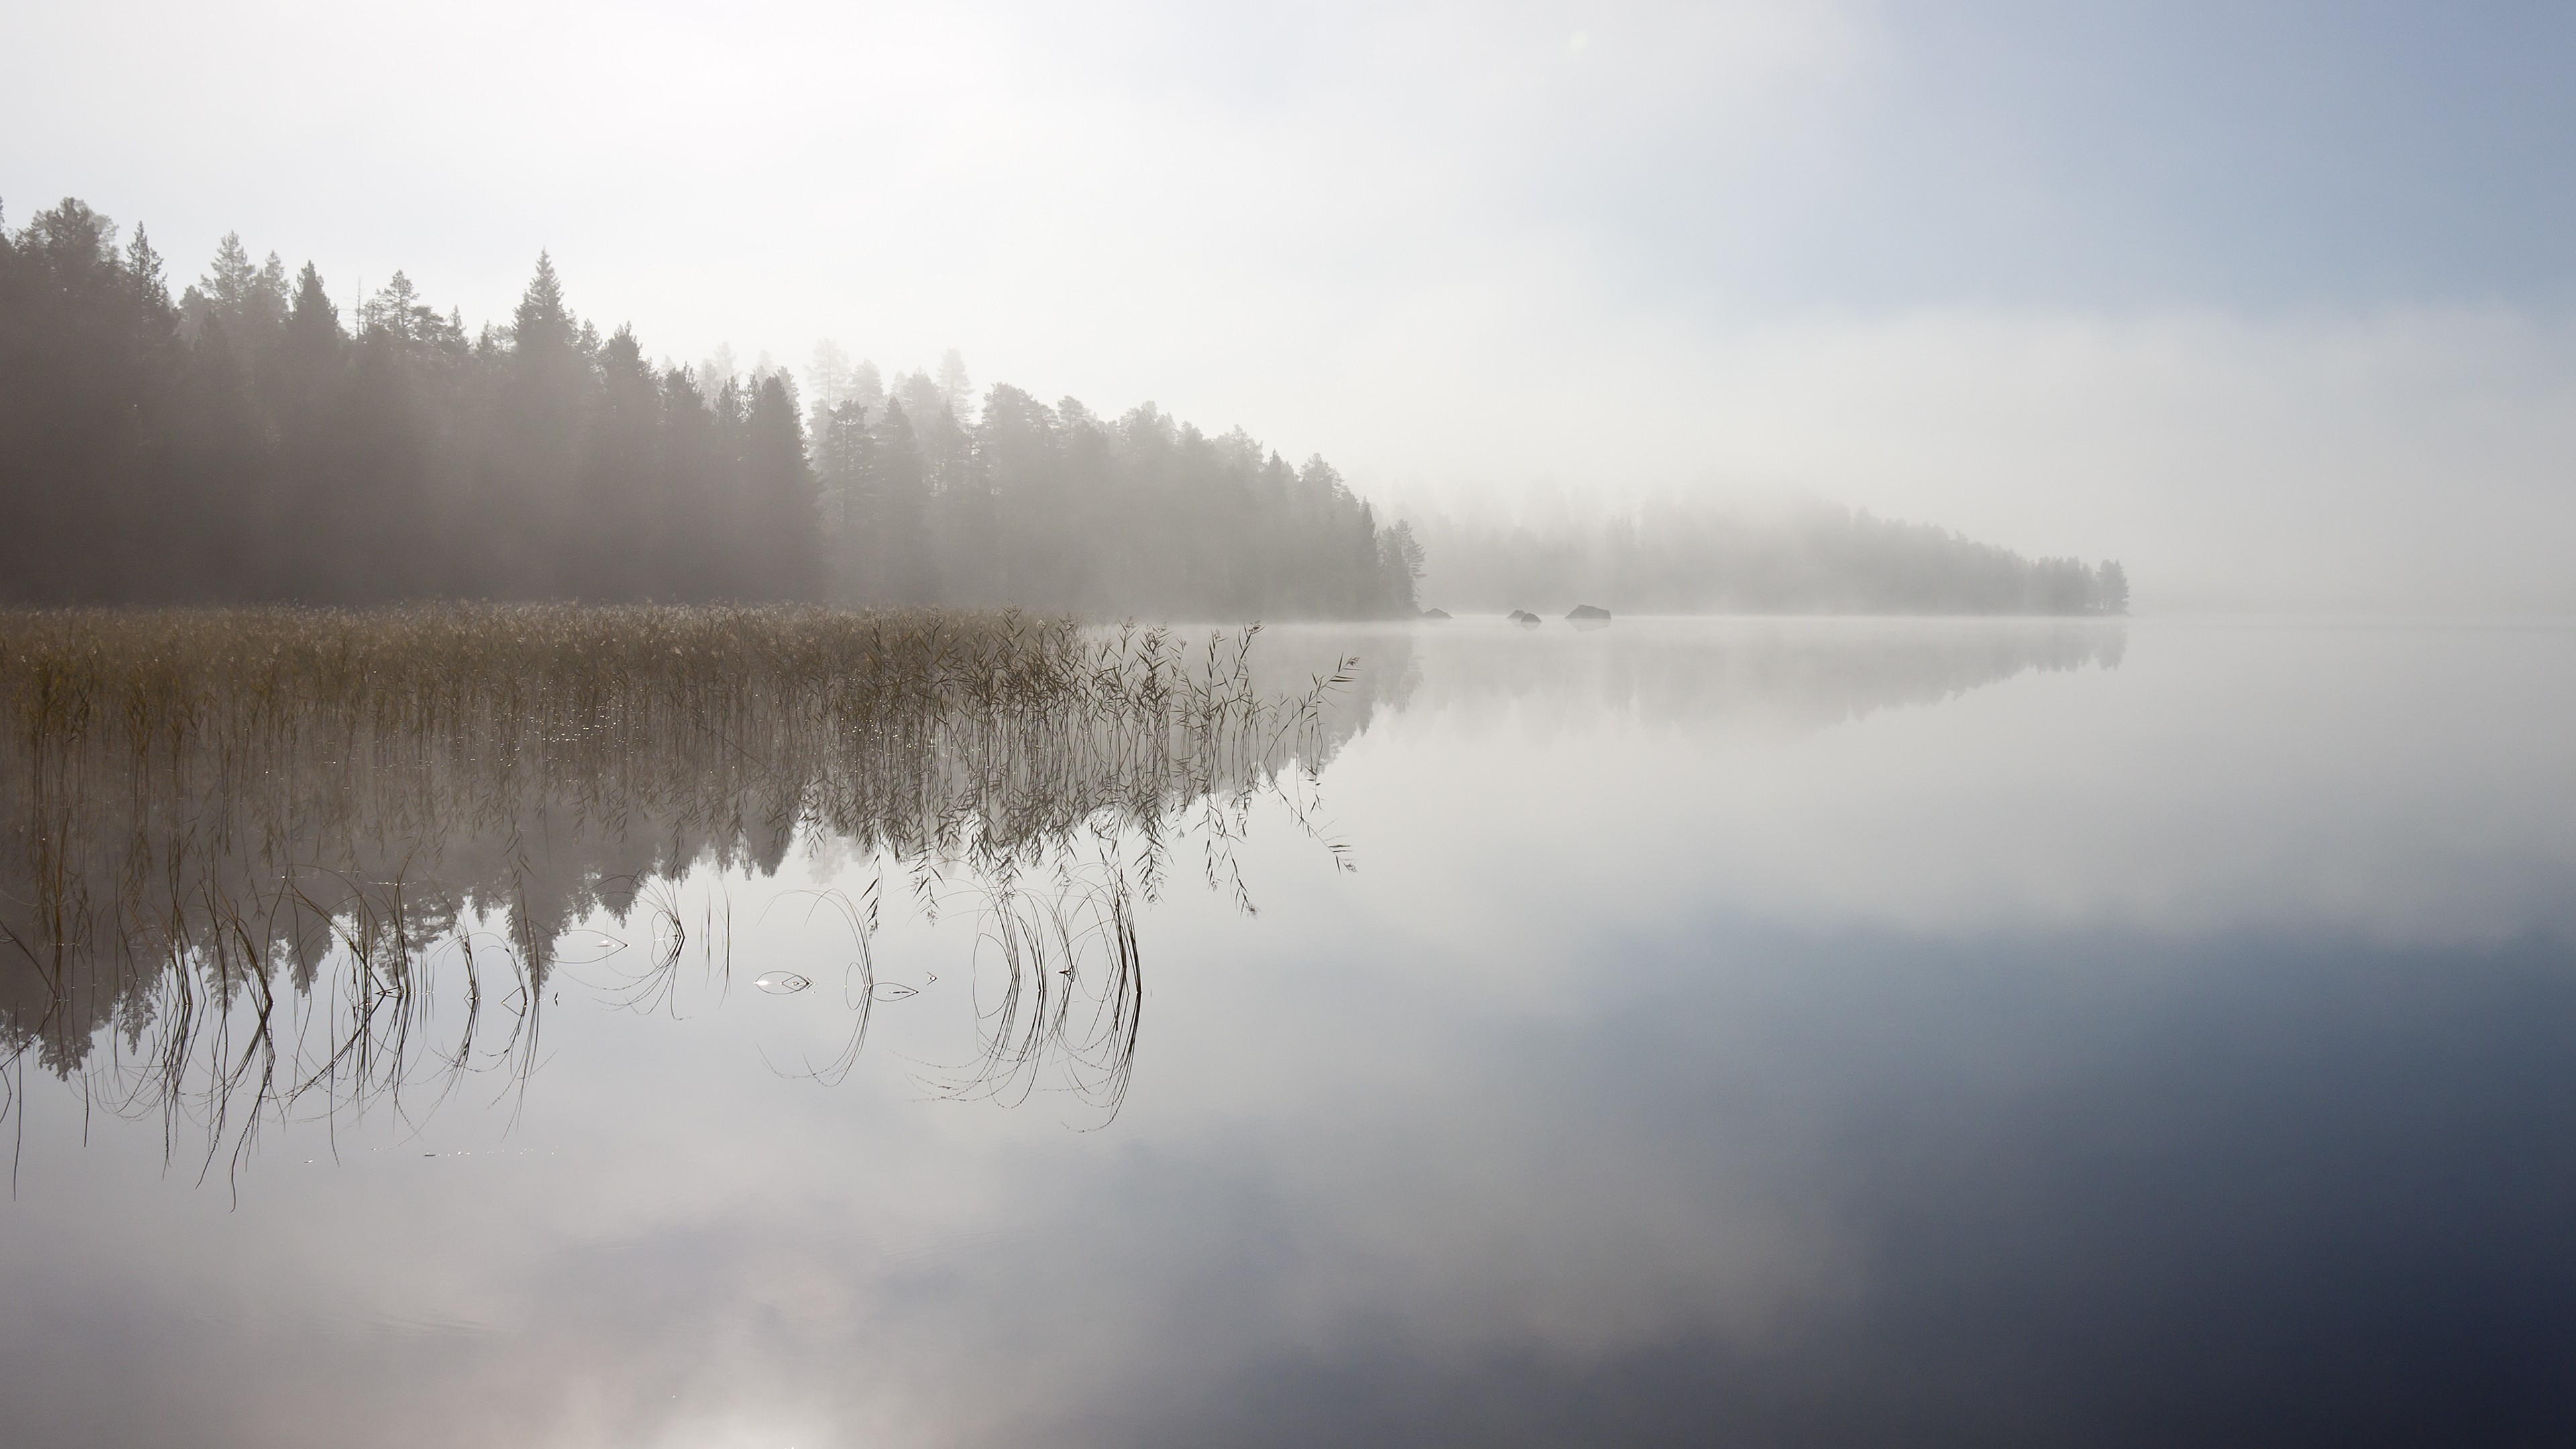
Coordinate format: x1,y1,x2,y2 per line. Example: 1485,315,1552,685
1,606,1348,1181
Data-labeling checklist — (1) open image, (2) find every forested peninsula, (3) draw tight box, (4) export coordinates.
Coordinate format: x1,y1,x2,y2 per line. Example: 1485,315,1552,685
1416,500,2131,616
0,200,1418,616
1,199,2127,617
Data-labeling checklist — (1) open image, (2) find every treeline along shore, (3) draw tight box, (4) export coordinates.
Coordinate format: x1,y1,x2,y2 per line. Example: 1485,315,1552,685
0,200,1420,616
1,197,2127,618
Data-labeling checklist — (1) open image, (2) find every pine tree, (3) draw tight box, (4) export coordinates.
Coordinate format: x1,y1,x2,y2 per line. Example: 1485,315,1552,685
936,348,974,424
477,253,597,596
2096,559,2131,615
849,359,884,416
264,263,350,595
189,233,290,362
512,252,574,353
205,232,258,307
853,396,933,604
575,325,661,599
653,366,725,599
739,374,818,600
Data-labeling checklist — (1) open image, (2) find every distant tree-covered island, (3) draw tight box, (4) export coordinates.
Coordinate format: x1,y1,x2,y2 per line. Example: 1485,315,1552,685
0,198,2127,618
1415,499,2131,616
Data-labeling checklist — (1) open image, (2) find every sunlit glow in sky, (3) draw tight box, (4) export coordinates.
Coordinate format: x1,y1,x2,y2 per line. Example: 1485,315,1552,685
6,0,2572,611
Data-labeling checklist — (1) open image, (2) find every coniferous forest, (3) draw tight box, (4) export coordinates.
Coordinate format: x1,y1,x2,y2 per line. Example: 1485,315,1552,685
0,199,1423,615
1,197,2131,618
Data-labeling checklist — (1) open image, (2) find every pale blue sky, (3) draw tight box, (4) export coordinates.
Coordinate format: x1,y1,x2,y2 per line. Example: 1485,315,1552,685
1792,1,2576,311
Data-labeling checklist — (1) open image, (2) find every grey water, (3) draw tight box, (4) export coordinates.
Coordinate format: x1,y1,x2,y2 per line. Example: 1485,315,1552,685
5,616,2575,1448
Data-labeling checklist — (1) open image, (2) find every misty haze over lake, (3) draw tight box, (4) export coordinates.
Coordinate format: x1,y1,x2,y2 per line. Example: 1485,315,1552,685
7,616,2576,1448
7,3,2576,1446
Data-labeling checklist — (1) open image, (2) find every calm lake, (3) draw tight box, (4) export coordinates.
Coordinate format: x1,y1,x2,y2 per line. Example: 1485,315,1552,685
6,616,2575,1448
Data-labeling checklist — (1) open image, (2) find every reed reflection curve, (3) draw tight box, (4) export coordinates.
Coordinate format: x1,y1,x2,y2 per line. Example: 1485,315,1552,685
0,606,1354,1181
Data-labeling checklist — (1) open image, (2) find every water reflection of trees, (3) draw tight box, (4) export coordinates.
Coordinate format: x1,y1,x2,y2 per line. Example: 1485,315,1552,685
1,611,2126,1178
1256,616,2126,735
0,607,1352,1177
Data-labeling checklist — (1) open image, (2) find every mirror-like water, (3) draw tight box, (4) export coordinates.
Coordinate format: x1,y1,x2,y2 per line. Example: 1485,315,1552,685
5,615,2573,1448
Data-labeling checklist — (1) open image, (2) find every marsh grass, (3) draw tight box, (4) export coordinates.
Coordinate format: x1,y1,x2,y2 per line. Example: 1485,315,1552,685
1,604,1353,1183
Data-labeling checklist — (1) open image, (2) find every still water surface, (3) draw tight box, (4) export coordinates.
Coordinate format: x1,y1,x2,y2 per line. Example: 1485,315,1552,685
5,616,2574,1447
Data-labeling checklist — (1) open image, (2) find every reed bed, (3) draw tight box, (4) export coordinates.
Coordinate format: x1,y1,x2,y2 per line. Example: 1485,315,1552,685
0,604,1353,1181
8,602,1272,759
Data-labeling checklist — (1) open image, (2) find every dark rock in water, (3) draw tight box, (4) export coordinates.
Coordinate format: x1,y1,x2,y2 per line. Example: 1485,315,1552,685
1510,610,1542,627
1565,604,1611,622
1421,608,1452,620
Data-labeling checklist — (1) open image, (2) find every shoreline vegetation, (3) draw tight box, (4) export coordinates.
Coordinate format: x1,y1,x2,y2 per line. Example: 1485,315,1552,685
3,197,2125,619
0,606,1353,1165
0,603,2125,1173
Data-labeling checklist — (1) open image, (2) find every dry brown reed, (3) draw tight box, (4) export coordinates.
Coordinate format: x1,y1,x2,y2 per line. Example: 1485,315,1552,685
0,604,1349,1183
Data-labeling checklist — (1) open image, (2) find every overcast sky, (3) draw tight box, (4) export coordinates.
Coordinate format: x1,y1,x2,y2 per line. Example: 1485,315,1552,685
7,0,2572,611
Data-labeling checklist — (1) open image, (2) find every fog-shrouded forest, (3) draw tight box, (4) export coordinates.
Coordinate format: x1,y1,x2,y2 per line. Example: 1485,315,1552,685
1412,496,2129,616
0,199,1421,616
2,197,2127,619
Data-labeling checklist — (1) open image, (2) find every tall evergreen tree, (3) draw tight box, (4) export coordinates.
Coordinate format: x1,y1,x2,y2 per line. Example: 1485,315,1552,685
737,374,818,601
936,348,974,423
653,366,727,600
576,325,660,599
857,396,934,604
188,232,289,358
260,262,350,594
480,253,594,596
0,201,168,599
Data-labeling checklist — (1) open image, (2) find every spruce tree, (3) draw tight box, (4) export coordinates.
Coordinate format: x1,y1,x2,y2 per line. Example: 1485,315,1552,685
739,374,818,600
